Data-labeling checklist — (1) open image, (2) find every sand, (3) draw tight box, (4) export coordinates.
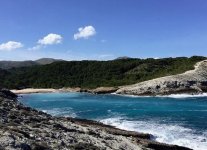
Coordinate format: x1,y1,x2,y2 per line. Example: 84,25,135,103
11,88,57,94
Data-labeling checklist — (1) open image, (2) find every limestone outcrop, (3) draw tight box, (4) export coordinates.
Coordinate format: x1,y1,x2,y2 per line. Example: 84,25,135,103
88,87,119,94
116,60,207,96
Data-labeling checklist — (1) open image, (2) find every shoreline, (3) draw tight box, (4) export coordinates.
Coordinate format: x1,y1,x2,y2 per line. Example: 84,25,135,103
9,60,207,96
17,91,207,149
0,89,191,150
11,88,58,94
11,88,207,98
11,87,119,94
116,60,207,96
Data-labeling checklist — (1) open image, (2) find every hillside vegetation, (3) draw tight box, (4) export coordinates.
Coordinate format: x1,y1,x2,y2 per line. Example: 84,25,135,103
0,56,206,89
0,58,61,69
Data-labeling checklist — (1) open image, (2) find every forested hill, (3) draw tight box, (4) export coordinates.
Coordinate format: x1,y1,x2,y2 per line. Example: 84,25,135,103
0,58,61,69
0,56,206,89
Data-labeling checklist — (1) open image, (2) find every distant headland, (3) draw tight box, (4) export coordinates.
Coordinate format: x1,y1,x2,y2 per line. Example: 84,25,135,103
1,56,206,96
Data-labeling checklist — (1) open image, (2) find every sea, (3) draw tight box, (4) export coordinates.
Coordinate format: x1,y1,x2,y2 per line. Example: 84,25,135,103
19,92,207,150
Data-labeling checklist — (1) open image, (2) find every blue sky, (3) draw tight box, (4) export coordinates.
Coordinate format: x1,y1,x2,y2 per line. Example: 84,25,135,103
0,0,207,60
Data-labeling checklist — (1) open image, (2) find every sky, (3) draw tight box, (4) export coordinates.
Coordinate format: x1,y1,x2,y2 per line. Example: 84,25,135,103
0,0,207,61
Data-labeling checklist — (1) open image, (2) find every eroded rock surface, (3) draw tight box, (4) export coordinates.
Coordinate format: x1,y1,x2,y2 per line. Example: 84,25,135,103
88,87,119,94
116,60,207,96
0,90,191,150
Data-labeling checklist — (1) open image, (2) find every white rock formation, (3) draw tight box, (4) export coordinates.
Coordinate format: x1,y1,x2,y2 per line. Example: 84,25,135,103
116,60,207,96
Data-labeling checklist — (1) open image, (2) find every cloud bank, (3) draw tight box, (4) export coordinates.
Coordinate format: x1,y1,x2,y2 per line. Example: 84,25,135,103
74,26,96,40
0,41,23,51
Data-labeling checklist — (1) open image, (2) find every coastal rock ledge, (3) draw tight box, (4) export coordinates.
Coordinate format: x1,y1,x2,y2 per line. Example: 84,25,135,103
116,60,207,96
0,89,191,150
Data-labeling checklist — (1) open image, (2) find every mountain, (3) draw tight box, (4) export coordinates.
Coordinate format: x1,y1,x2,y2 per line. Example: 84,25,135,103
115,56,131,60
35,58,63,65
0,56,206,89
0,58,62,69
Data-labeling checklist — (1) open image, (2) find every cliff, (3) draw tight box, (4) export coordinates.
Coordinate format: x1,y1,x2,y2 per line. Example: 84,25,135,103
0,89,190,150
116,60,207,96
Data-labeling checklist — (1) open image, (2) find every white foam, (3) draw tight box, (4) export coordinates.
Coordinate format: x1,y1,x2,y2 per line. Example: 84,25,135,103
112,93,207,99
161,93,207,98
111,93,151,98
42,107,77,118
100,117,207,150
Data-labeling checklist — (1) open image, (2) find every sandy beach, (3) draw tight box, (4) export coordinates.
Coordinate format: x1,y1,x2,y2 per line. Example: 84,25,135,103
11,88,57,94
11,87,120,94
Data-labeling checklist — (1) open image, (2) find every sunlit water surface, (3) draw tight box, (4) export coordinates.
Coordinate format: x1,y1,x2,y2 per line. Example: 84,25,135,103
19,93,207,150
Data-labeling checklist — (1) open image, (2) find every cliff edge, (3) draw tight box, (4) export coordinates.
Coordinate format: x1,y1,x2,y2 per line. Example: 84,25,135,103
116,60,207,96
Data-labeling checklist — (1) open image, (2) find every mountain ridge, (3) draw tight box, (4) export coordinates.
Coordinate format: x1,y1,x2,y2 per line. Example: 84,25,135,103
0,58,62,69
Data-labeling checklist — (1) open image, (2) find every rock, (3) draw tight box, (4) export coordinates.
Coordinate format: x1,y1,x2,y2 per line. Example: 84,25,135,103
201,139,206,142
0,90,192,150
60,87,119,94
60,87,82,92
30,142,51,150
0,89,17,100
80,88,89,92
116,60,207,96
19,143,32,150
88,87,119,94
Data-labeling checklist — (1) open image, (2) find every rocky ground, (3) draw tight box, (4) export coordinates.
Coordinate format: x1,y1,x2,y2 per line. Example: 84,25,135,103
0,89,191,150
116,60,207,96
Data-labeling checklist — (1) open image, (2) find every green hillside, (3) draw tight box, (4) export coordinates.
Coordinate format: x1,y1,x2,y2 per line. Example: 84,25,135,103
0,58,61,69
0,56,206,89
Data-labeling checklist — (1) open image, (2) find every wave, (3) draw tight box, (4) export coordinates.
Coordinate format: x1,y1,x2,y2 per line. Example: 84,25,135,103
100,117,207,150
112,93,207,99
42,107,77,118
111,93,151,98
161,93,207,98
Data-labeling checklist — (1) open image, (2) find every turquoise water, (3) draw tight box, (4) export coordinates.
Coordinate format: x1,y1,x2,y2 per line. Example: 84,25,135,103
19,93,207,150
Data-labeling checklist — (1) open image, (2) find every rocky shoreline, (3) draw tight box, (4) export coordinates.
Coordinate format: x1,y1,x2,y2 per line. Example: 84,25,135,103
0,89,191,150
116,60,207,96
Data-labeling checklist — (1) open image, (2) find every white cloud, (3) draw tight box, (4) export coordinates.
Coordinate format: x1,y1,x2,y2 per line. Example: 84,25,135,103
74,25,96,40
27,33,62,51
27,45,42,51
38,33,63,45
0,41,23,51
